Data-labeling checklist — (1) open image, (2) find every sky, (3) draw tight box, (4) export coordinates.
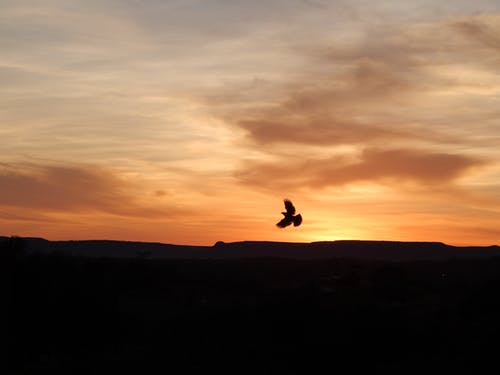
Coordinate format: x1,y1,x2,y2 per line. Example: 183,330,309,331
1,0,500,245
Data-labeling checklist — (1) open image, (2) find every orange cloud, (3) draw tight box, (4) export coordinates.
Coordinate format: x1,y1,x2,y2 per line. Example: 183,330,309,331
0,163,177,218
210,14,500,152
237,117,411,146
0,164,122,210
453,17,500,51
236,148,485,190
222,56,435,147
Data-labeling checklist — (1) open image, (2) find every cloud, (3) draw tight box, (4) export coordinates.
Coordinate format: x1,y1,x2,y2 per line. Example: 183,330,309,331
210,13,500,150
0,163,171,217
453,16,500,51
219,55,428,146
154,189,167,197
236,148,485,190
237,116,413,146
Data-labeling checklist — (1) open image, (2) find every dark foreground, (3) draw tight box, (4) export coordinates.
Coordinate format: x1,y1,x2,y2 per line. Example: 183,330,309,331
5,239,500,374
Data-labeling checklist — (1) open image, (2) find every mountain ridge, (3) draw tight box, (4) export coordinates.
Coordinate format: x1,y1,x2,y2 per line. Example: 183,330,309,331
2,236,499,261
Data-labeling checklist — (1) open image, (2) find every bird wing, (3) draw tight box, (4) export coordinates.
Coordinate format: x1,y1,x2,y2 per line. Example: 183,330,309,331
293,214,302,227
284,199,295,215
276,217,292,228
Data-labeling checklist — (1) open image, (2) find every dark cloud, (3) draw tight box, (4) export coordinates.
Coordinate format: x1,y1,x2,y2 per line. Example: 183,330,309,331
453,18,500,51
216,57,432,148
154,190,167,197
238,117,409,146
230,56,438,146
0,163,168,217
236,148,484,190
212,14,500,148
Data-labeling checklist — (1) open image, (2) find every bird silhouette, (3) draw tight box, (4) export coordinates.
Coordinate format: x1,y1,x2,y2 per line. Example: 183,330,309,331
276,199,302,228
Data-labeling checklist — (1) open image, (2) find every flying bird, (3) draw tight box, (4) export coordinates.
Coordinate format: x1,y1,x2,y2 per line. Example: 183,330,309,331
276,199,302,228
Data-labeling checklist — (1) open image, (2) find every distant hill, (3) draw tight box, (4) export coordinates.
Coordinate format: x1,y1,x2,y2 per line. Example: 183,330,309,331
2,236,500,261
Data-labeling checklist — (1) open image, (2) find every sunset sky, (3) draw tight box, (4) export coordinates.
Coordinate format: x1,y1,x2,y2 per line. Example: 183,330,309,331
2,0,500,245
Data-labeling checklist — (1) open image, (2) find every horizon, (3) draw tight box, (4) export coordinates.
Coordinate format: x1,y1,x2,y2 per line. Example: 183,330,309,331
4,234,499,248
2,1,500,246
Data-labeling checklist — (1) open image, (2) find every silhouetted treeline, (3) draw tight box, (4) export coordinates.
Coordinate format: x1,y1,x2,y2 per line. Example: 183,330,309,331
5,239,500,374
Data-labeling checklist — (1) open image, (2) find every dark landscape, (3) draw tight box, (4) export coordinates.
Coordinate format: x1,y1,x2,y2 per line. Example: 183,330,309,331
6,236,500,373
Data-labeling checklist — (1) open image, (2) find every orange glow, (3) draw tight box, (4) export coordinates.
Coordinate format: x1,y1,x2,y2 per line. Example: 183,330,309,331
1,4,500,246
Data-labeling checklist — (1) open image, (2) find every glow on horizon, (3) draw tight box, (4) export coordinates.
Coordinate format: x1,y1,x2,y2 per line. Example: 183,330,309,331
1,1,500,246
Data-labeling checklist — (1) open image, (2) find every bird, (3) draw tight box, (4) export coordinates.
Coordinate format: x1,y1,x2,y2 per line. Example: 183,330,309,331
276,199,302,228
